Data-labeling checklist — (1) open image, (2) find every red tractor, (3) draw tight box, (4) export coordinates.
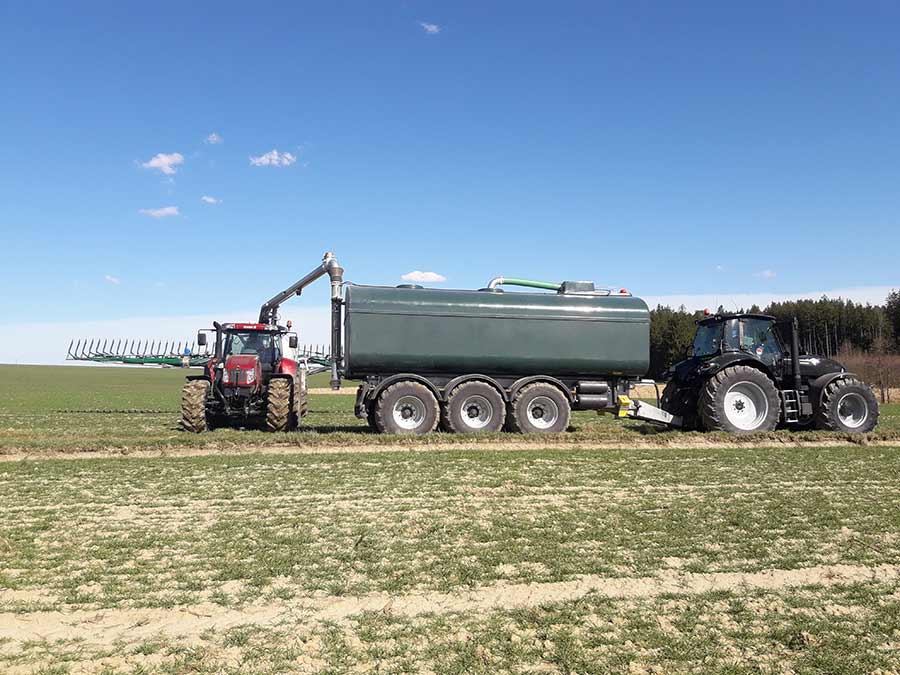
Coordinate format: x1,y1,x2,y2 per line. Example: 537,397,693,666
180,253,344,432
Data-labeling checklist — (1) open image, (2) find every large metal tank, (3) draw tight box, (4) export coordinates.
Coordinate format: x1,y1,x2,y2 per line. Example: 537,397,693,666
343,284,650,379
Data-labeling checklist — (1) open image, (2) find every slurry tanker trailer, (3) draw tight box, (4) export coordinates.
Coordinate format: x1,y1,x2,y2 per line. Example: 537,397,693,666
69,252,879,435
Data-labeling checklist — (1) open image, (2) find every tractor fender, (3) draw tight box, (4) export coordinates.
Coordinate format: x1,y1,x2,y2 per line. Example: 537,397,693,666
185,375,211,383
809,371,856,408
695,354,776,382
367,374,442,405
508,375,574,402
441,374,508,402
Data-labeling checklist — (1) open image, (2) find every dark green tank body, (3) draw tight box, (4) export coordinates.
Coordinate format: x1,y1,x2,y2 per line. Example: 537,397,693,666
343,285,650,379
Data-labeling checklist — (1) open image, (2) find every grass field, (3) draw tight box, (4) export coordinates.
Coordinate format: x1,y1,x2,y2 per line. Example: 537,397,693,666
0,364,899,673
1,365,898,456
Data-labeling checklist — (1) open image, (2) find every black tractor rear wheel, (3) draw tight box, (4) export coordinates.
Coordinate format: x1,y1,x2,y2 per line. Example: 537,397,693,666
181,380,209,433
508,383,570,434
443,381,506,434
815,378,879,433
699,365,780,434
660,382,701,431
373,381,439,435
266,378,292,432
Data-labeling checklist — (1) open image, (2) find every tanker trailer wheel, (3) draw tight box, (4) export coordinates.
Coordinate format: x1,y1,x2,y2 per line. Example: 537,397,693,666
509,383,570,434
266,379,292,432
660,382,701,431
699,365,780,434
373,381,439,435
443,381,506,434
815,378,879,433
181,380,210,433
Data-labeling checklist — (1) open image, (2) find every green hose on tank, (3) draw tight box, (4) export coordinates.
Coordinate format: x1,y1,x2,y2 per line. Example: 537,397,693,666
488,276,562,291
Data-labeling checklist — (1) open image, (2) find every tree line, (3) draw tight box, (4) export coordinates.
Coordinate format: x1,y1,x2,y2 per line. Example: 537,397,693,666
649,291,900,400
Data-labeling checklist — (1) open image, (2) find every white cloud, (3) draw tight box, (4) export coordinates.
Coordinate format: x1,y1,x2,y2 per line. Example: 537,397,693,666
643,286,895,313
200,195,221,204
249,150,297,167
401,271,447,283
715,265,724,272
205,132,223,145
104,275,120,285
141,152,184,175
754,269,777,279
419,21,441,34
139,206,180,218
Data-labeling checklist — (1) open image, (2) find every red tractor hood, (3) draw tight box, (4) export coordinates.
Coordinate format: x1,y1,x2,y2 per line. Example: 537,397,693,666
225,355,259,369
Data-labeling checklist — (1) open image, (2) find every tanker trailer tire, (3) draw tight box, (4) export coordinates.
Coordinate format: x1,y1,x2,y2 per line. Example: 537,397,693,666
373,381,439,435
815,377,879,433
660,382,701,431
699,365,780,434
443,381,506,434
509,383,570,434
181,380,209,433
266,379,292,432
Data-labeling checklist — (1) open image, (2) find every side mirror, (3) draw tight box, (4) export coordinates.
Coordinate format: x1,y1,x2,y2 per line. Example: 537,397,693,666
197,332,207,347
288,335,298,349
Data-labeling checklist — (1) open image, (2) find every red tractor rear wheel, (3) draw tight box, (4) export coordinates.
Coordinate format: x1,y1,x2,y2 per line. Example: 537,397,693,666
181,380,209,433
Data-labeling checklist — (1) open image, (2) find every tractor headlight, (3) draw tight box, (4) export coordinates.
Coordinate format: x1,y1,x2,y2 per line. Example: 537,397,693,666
222,370,231,384
245,370,256,384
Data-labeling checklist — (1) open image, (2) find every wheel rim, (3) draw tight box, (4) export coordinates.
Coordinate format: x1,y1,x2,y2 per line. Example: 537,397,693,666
723,381,769,431
527,396,559,430
393,395,427,430
458,394,494,430
837,392,868,429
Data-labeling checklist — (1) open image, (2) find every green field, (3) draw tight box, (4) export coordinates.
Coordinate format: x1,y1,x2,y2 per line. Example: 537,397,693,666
1,364,897,455
0,364,898,673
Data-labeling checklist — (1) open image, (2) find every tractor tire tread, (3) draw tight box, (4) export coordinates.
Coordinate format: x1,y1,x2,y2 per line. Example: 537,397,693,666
181,380,209,433
698,365,780,433
266,378,292,432
815,377,879,433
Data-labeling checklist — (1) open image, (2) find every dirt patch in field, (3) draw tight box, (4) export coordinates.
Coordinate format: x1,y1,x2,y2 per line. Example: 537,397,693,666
2,563,896,650
0,435,894,462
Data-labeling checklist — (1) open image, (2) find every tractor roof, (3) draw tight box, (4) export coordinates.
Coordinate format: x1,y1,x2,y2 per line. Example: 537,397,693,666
221,322,283,332
696,313,775,326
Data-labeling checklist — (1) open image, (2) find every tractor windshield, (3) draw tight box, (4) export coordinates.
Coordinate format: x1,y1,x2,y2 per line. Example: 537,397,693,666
223,332,280,364
692,322,724,357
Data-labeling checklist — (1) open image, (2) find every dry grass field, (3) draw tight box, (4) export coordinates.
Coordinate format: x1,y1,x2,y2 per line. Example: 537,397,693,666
0,365,898,673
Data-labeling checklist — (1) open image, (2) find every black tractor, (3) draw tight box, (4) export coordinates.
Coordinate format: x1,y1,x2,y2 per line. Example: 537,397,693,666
661,313,879,434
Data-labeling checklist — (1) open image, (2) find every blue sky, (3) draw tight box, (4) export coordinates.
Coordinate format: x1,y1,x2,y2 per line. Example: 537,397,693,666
1,2,898,361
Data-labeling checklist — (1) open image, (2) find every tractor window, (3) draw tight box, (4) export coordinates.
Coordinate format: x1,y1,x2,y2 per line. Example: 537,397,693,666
692,323,723,356
223,332,280,363
740,319,782,364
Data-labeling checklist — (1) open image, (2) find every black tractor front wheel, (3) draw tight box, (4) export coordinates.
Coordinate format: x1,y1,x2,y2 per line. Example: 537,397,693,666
816,378,879,433
699,365,781,434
